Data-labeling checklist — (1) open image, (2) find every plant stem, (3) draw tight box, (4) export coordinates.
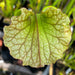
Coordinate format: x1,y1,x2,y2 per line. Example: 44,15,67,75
49,64,53,75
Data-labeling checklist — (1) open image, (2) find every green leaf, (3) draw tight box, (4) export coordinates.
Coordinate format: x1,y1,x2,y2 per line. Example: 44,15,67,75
52,0,62,7
63,0,75,14
3,6,72,67
14,9,21,16
0,1,5,10
72,29,75,41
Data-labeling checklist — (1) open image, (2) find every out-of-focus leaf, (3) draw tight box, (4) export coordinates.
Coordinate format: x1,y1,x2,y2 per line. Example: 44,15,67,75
65,56,75,69
69,7,75,26
37,0,45,12
0,0,26,17
52,0,61,6
72,29,75,41
59,72,63,75
0,1,5,10
30,0,37,9
68,7,75,17
45,0,50,6
63,0,75,14
3,6,71,67
73,7,75,19
71,21,75,26
64,47,75,69
14,9,21,16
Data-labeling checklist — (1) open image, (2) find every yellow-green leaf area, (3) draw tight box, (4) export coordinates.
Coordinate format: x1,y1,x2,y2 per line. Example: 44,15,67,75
3,6,72,67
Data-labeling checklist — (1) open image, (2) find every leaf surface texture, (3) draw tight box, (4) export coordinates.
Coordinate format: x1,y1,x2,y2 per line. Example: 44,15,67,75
3,6,72,67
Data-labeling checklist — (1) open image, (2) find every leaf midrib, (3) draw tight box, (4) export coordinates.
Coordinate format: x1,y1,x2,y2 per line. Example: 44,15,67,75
35,14,41,67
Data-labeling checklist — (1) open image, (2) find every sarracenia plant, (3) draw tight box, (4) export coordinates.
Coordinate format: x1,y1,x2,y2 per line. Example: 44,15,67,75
3,0,72,67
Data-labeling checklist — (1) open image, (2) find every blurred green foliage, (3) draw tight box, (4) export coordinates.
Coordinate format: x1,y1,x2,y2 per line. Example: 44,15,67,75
0,0,26,17
63,48,75,69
